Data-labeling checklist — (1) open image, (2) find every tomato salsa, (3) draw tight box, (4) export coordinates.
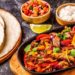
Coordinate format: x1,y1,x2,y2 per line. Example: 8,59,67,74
22,0,49,17
24,26,75,72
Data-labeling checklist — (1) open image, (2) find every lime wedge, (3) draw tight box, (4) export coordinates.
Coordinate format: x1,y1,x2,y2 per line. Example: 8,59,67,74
30,24,52,34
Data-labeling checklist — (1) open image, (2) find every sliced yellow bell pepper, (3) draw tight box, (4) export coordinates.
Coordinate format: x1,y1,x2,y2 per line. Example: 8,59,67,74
72,35,75,46
47,50,52,54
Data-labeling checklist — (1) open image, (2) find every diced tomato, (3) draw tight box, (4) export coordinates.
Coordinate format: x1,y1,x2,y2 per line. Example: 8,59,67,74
43,7,48,13
29,10,33,14
33,6,39,13
29,1,33,6
32,0,38,7
22,1,49,17
24,3,28,8
45,3,49,8
28,10,33,16
36,34,50,41
61,39,71,46
22,6,26,11
31,13,38,17
40,10,45,15
23,9,29,15
41,2,46,7
23,9,33,16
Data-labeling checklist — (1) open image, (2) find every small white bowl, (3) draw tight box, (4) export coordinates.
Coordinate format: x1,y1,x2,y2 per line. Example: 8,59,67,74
56,3,75,26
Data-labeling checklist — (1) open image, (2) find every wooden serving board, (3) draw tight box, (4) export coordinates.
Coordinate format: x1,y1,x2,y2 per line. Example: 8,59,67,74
9,53,75,75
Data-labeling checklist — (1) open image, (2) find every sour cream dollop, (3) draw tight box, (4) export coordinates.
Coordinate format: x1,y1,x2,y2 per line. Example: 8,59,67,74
59,6,75,21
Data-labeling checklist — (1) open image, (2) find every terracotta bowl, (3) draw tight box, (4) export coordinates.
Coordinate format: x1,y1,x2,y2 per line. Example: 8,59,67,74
56,3,75,26
21,1,51,24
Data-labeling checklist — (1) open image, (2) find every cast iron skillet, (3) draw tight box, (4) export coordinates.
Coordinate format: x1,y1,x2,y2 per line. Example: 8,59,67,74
17,25,75,75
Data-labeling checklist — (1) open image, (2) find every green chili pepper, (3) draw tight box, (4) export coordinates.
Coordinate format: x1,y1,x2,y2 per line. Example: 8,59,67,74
62,33,67,40
32,47,37,52
53,47,60,53
57,33,63,39
57,33,68,40
70,49,75,57
28,47,37,56
24,44,31,52
63,27,71,33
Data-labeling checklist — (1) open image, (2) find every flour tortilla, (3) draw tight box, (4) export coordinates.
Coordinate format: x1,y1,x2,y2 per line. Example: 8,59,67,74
0,23,4,51
0,16,5,28
0,9,21,57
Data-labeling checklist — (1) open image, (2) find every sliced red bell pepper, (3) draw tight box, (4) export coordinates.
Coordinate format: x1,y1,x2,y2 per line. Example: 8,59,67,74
72,26,75,31
71,26,75,34
27,64,35,70
36,34,50,41
61,39,71,46
24,54,27,65
40,63,49,67
50,61,58,67
51,61,62,69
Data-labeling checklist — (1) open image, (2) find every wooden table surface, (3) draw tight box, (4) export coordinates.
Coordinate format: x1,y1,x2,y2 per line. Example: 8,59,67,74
0,0,75,75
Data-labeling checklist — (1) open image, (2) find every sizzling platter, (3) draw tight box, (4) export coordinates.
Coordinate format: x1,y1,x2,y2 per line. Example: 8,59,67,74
17,25,75,74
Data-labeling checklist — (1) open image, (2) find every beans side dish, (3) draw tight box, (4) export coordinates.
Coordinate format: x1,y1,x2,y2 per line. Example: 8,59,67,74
22,0,49,17
24,26,75,73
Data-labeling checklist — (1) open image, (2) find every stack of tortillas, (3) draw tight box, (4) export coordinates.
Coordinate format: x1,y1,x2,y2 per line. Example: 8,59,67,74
0,9,21,63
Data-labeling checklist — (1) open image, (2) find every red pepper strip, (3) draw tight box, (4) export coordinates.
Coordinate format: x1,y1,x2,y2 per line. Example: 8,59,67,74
61,39,71,46
27,64,35,70
71,26,75,34
36,34,50,41
39,63,49,67
72,26,75,31
51,61,62,69
51,61,58,67
24,54,27,63
40,61,61,69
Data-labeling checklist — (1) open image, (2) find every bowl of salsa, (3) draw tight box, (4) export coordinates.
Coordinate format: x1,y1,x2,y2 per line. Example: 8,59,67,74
21,0,51,23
